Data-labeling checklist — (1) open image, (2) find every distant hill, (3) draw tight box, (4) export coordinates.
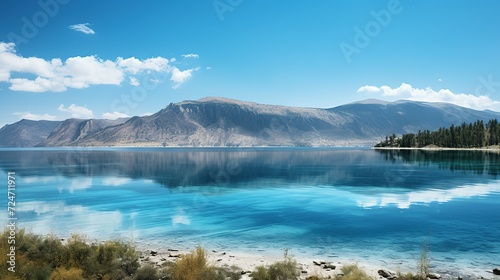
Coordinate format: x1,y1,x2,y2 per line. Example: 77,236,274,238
37,118,129,147
331,99,500,137
1,97,500,147
0,120,60,147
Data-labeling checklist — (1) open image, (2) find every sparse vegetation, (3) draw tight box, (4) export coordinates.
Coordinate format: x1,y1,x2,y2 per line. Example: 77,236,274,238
394,239,431,280
168,246,209,280
250,249,299,280
0,228,440,280
1,229,140,280
396,272,426,280
335,264,372,280
168,246,241,280
133,265,159,280
418,239,430,279
49,267,85,280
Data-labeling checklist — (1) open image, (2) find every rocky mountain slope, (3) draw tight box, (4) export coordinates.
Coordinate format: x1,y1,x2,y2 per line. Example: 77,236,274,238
2,97,500,147
37,118,129,147
0,120,60,147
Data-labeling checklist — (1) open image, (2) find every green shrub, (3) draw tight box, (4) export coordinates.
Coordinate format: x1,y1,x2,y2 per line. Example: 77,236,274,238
134,265,159,280
1,228,142,280
1,229,56,280
169,246,211,280
66,234,92,270
335,264,371,280
168,246,242,280
418,239,430,278
209,266,242,280
86,240,140,279
250,265,270,280
49,267,85,280
250,249,298,280
396,272,426,280
19,262,53,280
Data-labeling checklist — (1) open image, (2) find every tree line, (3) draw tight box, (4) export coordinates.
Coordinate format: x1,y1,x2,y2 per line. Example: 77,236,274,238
375,119,500,148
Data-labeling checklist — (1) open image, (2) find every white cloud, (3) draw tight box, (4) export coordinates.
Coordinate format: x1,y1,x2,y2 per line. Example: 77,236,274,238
102,111,130,120
0,42,198,92
357,82,500,111
206,66,212,70
9,77,66,92
182,53,199,59
62,56,123,88
171,67,199,89
149,78,161,84
0,44,58,81
129,77,140,86
13,111,58,121
438,78,442,82
58,104,94,119
0,42,15,53
117,57,169,74
69,23,95,35
357,85,380,93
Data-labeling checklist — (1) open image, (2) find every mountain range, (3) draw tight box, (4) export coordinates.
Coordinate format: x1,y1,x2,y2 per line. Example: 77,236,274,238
1,97,500,147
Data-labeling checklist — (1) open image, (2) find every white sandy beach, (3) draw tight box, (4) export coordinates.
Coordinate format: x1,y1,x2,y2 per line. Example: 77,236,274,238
136,244,499,280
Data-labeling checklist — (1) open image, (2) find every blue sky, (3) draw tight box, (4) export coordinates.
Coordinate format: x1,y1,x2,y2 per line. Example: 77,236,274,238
1,0,500,126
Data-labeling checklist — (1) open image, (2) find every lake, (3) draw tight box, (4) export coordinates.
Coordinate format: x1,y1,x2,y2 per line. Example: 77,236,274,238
1,148,499,277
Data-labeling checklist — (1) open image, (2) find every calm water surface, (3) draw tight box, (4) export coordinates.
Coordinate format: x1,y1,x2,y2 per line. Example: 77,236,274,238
0,148,499,276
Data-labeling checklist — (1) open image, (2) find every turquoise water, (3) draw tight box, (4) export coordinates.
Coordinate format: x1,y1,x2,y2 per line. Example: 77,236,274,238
0,148,499,277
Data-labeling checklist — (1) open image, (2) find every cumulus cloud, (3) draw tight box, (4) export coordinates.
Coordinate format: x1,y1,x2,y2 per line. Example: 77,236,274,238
171,67,199,89
69,23,95,35
356,85,380,93
357,83,500,111
9,77,66,92
149,78,161,84
129,77,140,86
182,53,199,59
58,104,94,119
117,57,169,74
13,111,58,121
62,56,124,88
0,42,199,92
102,111,130,120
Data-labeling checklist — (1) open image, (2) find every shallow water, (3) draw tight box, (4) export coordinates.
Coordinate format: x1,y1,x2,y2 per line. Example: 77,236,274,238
1,148,499,277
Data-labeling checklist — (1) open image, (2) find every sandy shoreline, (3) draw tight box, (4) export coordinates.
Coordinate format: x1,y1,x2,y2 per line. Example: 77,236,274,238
135,244,499,280
138,246,379,280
